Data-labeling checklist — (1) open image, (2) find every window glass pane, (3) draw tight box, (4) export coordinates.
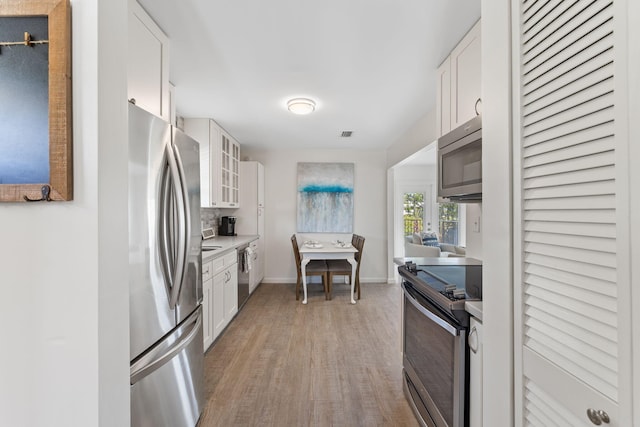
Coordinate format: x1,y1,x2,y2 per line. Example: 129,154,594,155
403,192,424,236
439,203,459,245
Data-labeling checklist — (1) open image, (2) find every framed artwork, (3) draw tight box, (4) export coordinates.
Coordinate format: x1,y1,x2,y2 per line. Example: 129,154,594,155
297,162,354,233
0,0,72,202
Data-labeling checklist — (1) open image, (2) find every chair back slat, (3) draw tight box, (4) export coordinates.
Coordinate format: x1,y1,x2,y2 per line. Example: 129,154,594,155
355,235,364,264
291,234,303,276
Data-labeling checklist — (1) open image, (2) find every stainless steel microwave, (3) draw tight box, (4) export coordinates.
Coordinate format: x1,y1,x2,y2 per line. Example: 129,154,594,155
438,115,482,202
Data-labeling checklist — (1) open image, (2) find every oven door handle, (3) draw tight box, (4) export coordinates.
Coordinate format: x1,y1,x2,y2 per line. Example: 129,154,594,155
402,283,460,336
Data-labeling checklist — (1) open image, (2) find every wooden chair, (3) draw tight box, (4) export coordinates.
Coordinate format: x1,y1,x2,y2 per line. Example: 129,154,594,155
291,234,329,300
327,234,365,300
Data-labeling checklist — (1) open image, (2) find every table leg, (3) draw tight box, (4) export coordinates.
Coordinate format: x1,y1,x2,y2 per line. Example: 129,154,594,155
346,256,357,304
301,257,310,304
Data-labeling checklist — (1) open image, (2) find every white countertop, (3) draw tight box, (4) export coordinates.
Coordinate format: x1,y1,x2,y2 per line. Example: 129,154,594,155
465,301,483,321
394,256,482,266
201,235,259,260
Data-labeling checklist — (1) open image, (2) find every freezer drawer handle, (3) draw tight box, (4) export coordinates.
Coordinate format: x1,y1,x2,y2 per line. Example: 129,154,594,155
130,310,202,385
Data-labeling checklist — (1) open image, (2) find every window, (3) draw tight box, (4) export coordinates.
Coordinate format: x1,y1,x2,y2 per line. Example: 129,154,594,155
403,192,425,235
438,202,464,245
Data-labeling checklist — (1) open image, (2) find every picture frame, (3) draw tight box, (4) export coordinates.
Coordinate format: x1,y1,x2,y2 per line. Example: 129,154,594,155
0,0,72,202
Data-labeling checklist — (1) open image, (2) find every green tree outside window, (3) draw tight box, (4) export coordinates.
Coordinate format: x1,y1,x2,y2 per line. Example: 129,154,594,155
439,202,459,245
403,192,424,235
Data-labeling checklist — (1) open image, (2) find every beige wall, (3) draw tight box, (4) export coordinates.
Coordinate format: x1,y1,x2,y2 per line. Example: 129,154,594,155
242,148,389,284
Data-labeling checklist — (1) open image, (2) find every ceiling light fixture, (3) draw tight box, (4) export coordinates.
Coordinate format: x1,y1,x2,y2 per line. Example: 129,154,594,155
287,98,316,115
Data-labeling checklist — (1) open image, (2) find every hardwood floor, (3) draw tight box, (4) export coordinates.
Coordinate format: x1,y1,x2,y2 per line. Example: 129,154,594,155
198,282,419,427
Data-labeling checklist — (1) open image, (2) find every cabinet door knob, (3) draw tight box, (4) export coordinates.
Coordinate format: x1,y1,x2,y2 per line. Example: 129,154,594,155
474,98,482,116
586,408,610,425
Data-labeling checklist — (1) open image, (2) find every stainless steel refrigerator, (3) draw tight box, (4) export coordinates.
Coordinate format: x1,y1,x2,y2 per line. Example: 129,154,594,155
128,103,204,427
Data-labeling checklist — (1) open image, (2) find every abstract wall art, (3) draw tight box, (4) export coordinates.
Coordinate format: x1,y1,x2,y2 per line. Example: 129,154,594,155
297,162,354,233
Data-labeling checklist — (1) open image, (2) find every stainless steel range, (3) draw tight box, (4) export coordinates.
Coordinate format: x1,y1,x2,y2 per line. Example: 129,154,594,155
398,258,482,427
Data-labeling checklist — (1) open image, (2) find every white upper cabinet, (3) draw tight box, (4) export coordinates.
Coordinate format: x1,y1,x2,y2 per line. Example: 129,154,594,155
183,118,241,208
127,0,170,121
220,131,240,208
436,57,452,136
436,20,481,137
169,82,176,126
450,20,481,129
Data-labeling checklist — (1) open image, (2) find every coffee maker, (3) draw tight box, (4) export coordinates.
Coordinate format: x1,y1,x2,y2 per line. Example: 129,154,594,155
219,216,236,236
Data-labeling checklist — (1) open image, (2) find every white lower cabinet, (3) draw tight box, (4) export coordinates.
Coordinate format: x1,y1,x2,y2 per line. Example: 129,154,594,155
202,260,214,350
248,239,262,293
212,268,226,340
203,250,238,351
223,265,238,321
213,262,237,339
469,316,483,427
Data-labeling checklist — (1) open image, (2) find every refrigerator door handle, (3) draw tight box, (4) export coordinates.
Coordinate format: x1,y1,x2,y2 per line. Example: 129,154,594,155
172,141,191,294
165,142,187,309
158,159,175,299
130,309,202,385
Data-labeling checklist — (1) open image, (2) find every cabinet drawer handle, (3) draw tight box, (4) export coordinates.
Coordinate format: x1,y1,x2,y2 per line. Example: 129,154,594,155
474,98,482,116
468,326,478,354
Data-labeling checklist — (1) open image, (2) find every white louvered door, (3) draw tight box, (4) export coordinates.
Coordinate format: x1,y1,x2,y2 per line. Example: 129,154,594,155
513,0,631,425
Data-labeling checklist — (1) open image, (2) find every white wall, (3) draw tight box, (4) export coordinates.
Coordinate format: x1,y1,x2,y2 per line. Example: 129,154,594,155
242,148,388,284
386,109,437,168
481,1,513,425
393,164,437,185
385,111,438,281
465,203,483,259
0,1,130,426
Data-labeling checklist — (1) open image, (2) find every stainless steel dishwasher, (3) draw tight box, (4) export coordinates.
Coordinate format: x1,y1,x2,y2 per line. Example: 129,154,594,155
237,244,250,309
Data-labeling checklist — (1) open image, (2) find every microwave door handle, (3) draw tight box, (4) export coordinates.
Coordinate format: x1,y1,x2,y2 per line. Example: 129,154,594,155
402,283,459,336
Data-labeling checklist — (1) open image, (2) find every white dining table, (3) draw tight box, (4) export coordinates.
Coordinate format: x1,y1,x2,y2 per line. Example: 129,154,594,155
298,241,358,304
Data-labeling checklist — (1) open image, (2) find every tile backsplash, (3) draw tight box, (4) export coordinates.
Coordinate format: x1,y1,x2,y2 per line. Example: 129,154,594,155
200,208,221,233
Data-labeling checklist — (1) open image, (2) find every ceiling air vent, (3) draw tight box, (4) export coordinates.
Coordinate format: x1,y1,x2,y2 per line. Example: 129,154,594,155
340,131,353,138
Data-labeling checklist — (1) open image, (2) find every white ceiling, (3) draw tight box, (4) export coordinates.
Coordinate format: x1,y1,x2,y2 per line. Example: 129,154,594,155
137,0,480,151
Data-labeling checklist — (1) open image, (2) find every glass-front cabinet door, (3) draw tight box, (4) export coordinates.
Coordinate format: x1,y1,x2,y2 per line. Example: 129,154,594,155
218,131,239,207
